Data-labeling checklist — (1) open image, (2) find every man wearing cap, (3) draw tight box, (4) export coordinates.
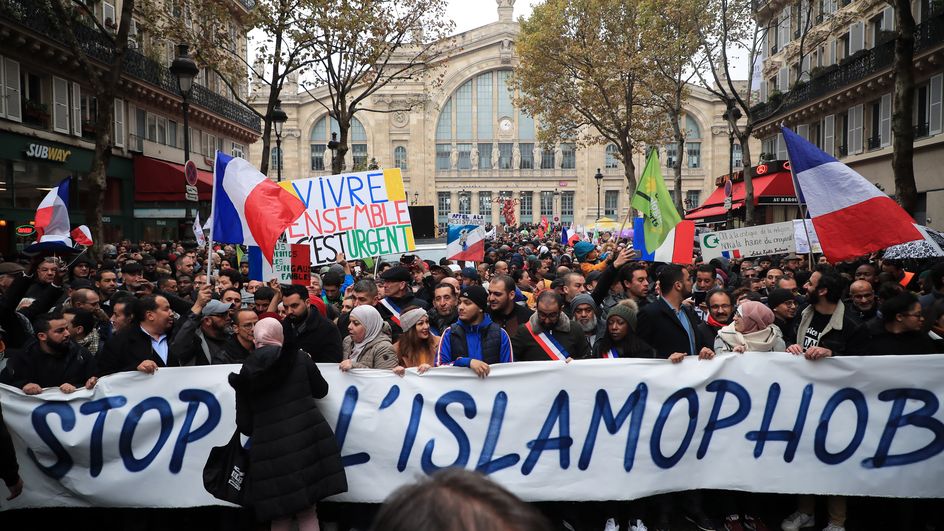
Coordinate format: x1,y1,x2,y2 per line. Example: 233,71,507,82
0,262,24,296
118,261,147,293
459,267,481,288
487,274,533,334
782,253,802,275
377,266,430,342
436,285,513,377
513,291,589,362
169,285,232,366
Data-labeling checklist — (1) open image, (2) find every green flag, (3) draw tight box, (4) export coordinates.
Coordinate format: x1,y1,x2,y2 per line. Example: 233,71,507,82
631,149,681,252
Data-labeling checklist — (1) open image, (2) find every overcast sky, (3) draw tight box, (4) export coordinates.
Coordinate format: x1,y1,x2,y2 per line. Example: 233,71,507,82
447,0,534,33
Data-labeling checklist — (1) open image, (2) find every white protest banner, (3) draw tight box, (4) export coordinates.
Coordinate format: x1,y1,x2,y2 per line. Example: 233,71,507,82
447,213,487,261
281,168,415,266
700,222,796,261
3,354,944,508
794,219,822,254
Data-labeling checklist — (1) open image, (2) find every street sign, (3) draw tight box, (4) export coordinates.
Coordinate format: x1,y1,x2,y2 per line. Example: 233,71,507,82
15,225,35,237
184,160,198,186
185,160,199,202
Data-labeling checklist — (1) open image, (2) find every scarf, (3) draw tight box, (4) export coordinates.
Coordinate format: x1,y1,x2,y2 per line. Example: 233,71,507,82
350,305,384,362
706,314,728,330
717,322,782,352
253,317,284,348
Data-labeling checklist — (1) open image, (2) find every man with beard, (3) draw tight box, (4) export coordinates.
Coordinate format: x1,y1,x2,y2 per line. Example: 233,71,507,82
696,289,733,347
282,284,342,363
427,283,459,336
768,288,799,345
513,291,589,360
98,294,177,376
604,262,650,313
170,285,232,366
847,280,878,323
787,267,868,359
1,313,97,394
216,308,257,364
487,274,533,334
569,293,599,349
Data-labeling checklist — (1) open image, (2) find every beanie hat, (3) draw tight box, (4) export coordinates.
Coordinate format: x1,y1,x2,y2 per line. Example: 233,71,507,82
399,308,427,332
573,241,595,261
605,299,639,331
570,293,596,314
766,288,794,310
459,285,488,312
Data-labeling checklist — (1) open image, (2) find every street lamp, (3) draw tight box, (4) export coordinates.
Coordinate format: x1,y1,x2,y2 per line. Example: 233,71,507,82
170,44,199,165
270,99,288,182
594,168,603,220
721,103,742,229
327,132,340,172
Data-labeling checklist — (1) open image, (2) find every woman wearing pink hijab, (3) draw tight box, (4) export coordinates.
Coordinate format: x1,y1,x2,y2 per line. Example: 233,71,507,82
714,300,786,353
229,317,347,530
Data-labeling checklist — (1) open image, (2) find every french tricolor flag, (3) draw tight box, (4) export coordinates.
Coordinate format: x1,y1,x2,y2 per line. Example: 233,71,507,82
633,217,695,264
211,153,307,264
781,126,921,261
34,177,71,241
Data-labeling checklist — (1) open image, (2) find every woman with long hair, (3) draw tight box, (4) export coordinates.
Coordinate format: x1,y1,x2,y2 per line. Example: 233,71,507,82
228,317,347,531
393,307,439,375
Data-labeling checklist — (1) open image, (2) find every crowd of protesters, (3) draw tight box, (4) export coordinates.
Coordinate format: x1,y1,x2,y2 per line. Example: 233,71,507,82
0,229,942,531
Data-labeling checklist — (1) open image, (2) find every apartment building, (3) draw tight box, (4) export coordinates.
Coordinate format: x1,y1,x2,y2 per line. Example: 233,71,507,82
0,0,260,251
752,0,944,229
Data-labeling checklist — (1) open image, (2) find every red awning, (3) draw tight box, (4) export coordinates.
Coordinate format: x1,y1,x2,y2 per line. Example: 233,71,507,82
134,156,213,202
684,170,796,220
685,202,744,220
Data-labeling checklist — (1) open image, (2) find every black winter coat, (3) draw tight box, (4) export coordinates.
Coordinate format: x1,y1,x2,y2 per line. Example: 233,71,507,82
229,344,347,521
287,307,342,363
97,326,179,376
0,340,95,389
637,298,710,358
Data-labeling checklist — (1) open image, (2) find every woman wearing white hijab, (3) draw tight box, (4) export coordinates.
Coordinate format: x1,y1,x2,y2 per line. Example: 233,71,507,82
339,305,398,371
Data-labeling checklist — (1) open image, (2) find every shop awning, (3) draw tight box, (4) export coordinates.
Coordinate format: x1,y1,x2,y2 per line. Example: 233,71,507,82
133,156,213,202
685,170,796,220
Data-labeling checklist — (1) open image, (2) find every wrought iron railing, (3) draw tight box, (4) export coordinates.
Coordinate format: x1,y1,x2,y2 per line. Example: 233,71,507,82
0,0,261,133
752,12,944,124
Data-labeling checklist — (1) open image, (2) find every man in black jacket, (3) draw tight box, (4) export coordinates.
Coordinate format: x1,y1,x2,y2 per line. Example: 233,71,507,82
487,274,533,335
0,312,97,394
97,294,177,376
216,308,257,364
637,264,715,363
282,285,342,363
512,291,589,361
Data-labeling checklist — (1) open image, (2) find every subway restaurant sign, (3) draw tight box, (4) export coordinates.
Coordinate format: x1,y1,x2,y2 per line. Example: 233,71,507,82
25,143,71,163
281,168,416,266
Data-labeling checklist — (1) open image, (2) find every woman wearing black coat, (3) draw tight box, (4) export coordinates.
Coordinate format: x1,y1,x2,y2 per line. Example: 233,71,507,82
229,317,347,529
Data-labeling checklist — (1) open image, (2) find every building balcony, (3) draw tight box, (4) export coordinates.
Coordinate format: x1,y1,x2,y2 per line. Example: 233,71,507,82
751,12,944,127
0,0,261,135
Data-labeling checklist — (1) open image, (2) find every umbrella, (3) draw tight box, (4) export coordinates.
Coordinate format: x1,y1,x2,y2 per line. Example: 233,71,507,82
883,225,944,259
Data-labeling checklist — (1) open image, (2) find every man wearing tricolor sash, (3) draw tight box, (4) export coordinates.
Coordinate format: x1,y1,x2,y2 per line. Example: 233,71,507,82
511,291,590,362
376,266,429,343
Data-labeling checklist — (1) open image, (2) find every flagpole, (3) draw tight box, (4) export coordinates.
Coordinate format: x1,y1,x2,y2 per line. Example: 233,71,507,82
780,124,816,265
207,151,218,280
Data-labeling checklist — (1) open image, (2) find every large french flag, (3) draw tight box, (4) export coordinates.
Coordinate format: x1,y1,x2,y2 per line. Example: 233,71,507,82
633,217,695,264
447,223,486,261
781,127,921,261
211,153,307,264
34,177,71,241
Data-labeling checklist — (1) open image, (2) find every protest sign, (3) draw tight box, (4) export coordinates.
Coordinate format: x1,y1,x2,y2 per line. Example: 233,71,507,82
3,354,943,508
447,213,487,261
247,240,292,283
700,221,796,261
281,168,415,266
794,219,822,254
